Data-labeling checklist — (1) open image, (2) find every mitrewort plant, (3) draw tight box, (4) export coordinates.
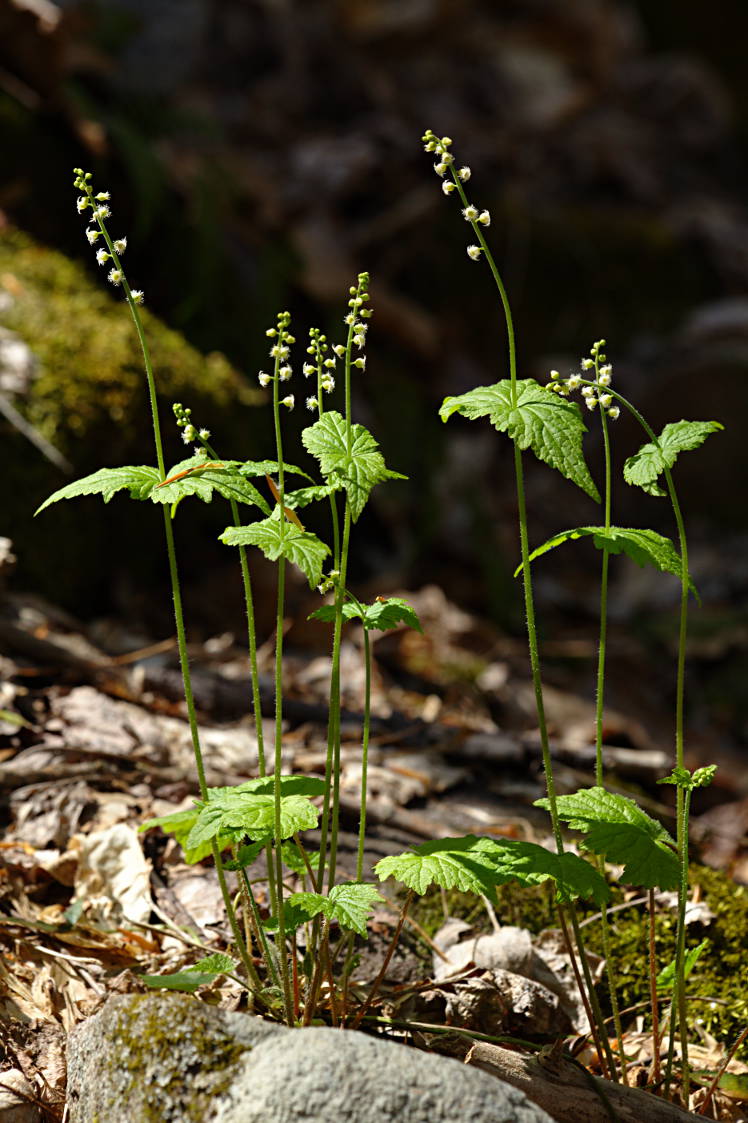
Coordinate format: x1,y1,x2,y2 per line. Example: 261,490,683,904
424,127,723,1103
34,157,724,1103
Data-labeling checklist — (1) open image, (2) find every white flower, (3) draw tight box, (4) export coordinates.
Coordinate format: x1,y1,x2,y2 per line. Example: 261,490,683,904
333,344,345,358
306,396,318,410
258,371,271,387
567,374,582,390
599,364,612,379
270,344,289,359
458,167,471,182
441,152,454,165
467,245,481,261
434,162,447,177
130,289,145,304
354,322,367,335
93,205,110,220
95,191,110,201
581,358,594,370
76,196,88,213
279,365,292,381
344,313,355,326
107,268,123,286
581,385,594,398
281,395,294,409
599,393,612,408
586,397,598,410
302,363,315,377
323,358,336,369
597,370,611,387
478,210,491,226
462,205,479,222
353,334,365,348
183,424,197,441
608,405,620,420
86,228,100,244
199,428,211,440
321,375,335,392
96,249,110,266
442,180,456,195
113,237,127,254
353,356,366,370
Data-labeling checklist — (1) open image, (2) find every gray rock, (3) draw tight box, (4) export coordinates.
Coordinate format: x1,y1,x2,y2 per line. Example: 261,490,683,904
66,994,286,1123
67,994,553,1123
215,1023,553,1123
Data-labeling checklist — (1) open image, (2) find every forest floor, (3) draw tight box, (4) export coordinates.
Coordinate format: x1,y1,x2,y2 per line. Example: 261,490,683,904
1,573,747,1122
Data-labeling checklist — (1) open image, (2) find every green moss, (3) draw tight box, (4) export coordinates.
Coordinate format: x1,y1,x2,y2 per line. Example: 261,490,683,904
99,994,248,1122
0,224,264,612
0,225,257,458
581,865,748,1059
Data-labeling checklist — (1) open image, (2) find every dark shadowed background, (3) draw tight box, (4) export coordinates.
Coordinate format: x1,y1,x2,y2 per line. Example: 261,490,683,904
1,0,747,760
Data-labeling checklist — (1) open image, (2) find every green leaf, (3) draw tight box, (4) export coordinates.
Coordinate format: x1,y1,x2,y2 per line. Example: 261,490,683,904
238,460,312,482
142,970,220,992
222,840,268,871
220,513,330,588
327,882,384,937
624,421,723,496
375,836,507,899
535,787,678,891
186,789,320,850
187,953,236,976
440,380,600,502
238,775,327,798
302,411,405,521
280,840,320,876
658,765,717,792
517,526,698,597
479,839,611,905
285,883,383,937
310,596,422,633
138,807,236,865
284,484,340,509
657,939,709,991
35,465,160,514
150,455,271,514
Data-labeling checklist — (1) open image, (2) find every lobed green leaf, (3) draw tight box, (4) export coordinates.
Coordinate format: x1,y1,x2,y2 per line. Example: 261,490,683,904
284,484,340,509
624,420,723,496
187,953,236,976
35,465,160,514
150,455,271,514
220,513,330,588
480,839,611,905
186,787,320,850
440,379,600,502
518,526,698,597
138,807,236,865
535,786,678,890
284,883,383,938
375,836,506,900
302,411,405,521
310,596,422,633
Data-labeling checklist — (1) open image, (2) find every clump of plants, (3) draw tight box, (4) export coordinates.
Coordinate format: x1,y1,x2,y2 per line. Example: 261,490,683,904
35,143,731,1113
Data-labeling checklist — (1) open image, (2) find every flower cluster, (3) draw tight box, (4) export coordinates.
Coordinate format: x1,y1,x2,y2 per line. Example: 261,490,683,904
303,326,336,412
73,169,144,304
261,310,296,408
345,271,372,366
173,402,210,448
422,129,487,262
547,340,620,420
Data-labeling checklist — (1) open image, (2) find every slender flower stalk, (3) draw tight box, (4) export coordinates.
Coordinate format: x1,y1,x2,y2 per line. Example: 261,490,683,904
71,170,257,987
422,134,613,1072
268,310,296,1024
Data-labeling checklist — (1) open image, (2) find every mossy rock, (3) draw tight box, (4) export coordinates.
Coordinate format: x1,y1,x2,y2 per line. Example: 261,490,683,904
0,225,264,614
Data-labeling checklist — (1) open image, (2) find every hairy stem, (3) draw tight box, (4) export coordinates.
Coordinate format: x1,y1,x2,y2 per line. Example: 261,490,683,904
352,889,414,1029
